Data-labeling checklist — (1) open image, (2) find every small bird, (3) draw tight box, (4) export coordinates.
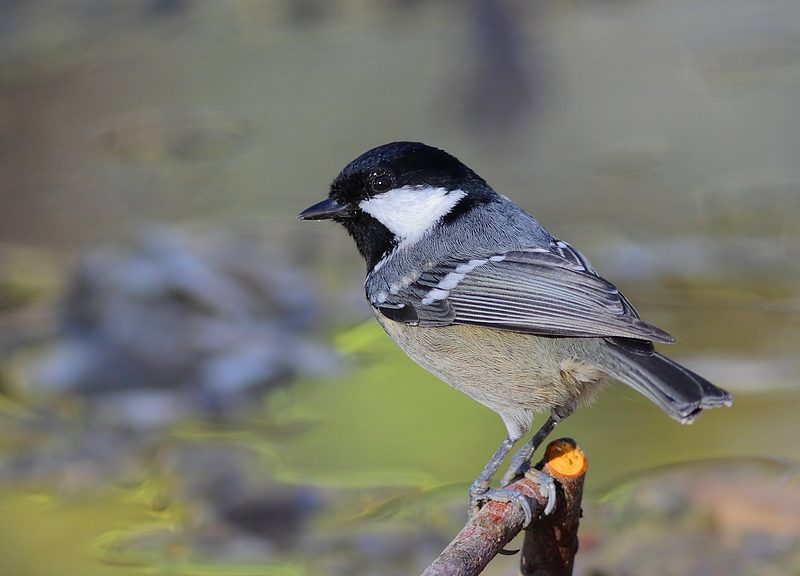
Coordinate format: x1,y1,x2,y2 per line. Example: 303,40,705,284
298,141,732,522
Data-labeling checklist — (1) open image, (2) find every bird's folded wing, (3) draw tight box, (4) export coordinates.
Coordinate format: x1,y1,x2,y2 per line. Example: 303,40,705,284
376,245,674,343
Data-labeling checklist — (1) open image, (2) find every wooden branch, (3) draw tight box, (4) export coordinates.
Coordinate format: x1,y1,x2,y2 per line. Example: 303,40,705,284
520,439,587,576
421,438,587,576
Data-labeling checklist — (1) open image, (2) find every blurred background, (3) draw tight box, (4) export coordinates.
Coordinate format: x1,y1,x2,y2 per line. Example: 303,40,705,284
1,0,800,574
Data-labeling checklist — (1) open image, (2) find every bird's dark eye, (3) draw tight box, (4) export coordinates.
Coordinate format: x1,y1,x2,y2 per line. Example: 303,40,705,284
369,172,394,193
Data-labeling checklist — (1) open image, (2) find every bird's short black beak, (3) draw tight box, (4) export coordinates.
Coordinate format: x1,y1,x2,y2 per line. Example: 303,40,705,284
297,198,352,221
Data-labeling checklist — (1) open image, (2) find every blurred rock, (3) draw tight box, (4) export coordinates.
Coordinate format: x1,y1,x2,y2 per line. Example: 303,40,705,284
21,226,340,423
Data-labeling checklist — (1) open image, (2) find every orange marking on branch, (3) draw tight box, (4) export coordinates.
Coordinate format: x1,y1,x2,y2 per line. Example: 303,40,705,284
545,438,587,478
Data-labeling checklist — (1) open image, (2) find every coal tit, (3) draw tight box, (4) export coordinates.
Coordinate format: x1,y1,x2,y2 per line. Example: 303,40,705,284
299,141,732,521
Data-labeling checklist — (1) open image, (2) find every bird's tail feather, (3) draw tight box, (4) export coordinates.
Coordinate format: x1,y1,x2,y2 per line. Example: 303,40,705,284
598,338,732,424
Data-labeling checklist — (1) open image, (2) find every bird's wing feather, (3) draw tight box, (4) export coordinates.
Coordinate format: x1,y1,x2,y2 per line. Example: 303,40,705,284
375,240,674,343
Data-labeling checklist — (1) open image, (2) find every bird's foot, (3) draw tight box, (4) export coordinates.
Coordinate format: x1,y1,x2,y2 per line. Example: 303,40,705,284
524,467,557,515
500,449,534,487
499,458,557,517
469,480,533,527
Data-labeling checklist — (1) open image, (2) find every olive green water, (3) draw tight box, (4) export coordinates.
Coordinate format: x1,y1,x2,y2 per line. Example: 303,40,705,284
1,1,800,575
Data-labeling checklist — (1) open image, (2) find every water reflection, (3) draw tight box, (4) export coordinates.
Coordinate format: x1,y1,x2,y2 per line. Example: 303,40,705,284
688,28,800,88
99,110,257,165
701,172,800,236
584,233,800,392
579,458,800,575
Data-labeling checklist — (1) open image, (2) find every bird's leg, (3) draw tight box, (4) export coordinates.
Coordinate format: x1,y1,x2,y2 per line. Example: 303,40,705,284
469,436,515,505
499,414,558,487
500,404,574,488
468,436,535,525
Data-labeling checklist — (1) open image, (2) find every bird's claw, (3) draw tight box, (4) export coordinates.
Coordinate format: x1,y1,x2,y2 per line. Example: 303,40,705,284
469,481,533,527
500,452,532,486
524,467,557,515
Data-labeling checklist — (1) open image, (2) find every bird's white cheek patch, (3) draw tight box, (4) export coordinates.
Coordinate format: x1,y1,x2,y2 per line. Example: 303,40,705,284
359,186,466,248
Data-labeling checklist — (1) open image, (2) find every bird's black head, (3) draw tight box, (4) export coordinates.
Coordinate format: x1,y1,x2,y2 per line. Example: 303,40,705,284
298,142,496,270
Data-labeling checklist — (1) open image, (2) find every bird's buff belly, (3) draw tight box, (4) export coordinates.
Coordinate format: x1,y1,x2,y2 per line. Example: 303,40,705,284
376,317,609,416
